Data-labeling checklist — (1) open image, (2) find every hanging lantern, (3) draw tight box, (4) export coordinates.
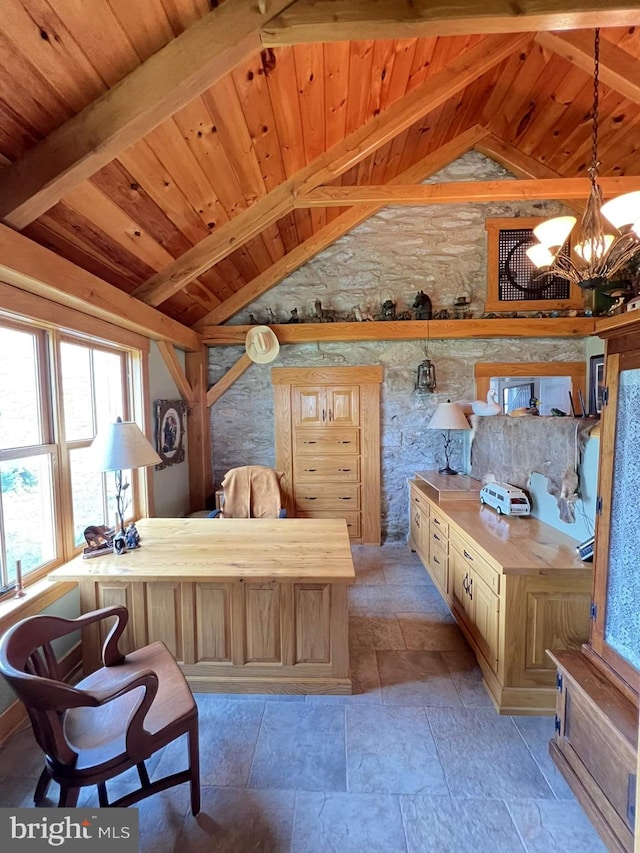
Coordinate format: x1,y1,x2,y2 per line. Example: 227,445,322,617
415,358,437,393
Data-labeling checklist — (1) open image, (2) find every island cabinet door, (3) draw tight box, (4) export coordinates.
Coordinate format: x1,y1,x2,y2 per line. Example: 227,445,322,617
470,572,499,673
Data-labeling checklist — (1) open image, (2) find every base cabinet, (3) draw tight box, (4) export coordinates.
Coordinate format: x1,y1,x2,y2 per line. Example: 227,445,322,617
409,476,592,715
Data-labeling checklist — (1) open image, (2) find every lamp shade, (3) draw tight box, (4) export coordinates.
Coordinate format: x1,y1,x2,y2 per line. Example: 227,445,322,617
427,402,471,431
92,418,161,472
601,191,640,230
532,216,576,249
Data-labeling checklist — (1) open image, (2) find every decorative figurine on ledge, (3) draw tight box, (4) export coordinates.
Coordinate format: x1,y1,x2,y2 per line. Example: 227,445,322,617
433,309,450,320
314,300,337,322
125,522,141,549
353,304,374,322
286,308,300,323
412,290,432,320
265,306,278,325
452,285,472,319
379,299,396,321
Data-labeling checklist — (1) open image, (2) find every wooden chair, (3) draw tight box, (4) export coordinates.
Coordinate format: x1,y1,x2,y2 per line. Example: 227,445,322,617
209,465,286,518
0,605,200,813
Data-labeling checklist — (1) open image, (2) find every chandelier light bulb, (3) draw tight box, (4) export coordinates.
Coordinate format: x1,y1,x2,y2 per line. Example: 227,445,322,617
574,234,614,263
601,191,640,232
532,216,576,249
526,243,556,269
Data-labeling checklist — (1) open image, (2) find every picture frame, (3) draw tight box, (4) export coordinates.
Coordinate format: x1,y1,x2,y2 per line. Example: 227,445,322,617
155,399,187,469
589,354,605,415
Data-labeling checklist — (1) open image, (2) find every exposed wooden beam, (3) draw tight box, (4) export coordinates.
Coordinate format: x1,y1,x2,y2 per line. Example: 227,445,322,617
0,0,297,230
156,341,195,403
536,30,640,105
206,353,253,406
475,134,584,213
0,223,200,351
296,176,640,206
134,33,529,307
261,0,640,46
202,318,596,345
195,125,489,328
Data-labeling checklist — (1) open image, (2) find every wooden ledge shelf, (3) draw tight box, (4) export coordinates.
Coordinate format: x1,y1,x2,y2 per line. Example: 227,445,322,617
202,317,596,346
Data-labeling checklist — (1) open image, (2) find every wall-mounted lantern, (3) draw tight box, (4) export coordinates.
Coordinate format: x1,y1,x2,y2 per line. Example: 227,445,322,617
415,358,437,393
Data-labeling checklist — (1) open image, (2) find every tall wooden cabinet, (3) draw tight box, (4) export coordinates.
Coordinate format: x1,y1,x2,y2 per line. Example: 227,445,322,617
549,313,639,853
272,366,382,545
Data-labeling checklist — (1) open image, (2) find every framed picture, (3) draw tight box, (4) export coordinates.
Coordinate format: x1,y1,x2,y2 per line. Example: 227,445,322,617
155,399,186,469
589,355,605,415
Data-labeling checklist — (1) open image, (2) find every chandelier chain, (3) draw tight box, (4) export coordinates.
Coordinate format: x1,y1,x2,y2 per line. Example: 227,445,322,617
589,28,600,182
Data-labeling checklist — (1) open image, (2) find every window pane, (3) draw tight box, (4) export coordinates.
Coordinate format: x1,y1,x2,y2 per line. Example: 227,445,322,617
0,327,41,448
1,455,56,582
94,349,125,429
70,446,107,546
61,343,94,440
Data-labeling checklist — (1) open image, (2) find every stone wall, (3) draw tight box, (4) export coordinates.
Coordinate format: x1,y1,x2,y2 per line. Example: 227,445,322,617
208,152,586,541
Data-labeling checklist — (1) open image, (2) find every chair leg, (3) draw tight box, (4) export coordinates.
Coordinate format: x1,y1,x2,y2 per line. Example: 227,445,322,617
187,720,200,816
58,785,79,807
34,767,52,805
137,761,151,790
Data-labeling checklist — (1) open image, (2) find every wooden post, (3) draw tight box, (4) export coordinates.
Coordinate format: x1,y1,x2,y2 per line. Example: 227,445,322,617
185,346,213,513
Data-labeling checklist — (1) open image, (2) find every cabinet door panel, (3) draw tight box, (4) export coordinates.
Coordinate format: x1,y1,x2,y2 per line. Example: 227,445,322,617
471,572,499,671
244,583,281,663
293,387,326,426
295,583,331,663
429,541,449,595
450,548,471,620
327,386,359,426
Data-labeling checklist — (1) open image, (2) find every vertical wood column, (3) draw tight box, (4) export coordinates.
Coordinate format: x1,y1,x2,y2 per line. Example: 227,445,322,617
186,345,212,513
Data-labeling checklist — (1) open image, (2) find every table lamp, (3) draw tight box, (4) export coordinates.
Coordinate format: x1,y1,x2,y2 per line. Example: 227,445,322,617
91,417,161,536
427,400,471,475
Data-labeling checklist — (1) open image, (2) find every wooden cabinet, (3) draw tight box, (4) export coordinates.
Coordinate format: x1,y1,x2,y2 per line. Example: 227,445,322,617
408,472,592,715
547,314,640,853
273,366,382,545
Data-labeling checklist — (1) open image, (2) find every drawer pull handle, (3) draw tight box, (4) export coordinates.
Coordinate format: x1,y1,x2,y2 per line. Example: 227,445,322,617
433,555,440,564
304,468,317,472
338,496,352,501
303,497,318,501
413,497,419,503
322,409,326,421
433,533,440,541
462,574,469,593
338,468,351,472
468,578,473,600
415,514,420,525
433,518,441,525
338,440,352,444
463,549,473,561
303,441,317,444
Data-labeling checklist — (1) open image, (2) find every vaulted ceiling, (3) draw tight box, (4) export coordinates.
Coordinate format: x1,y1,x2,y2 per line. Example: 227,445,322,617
2,0,640,338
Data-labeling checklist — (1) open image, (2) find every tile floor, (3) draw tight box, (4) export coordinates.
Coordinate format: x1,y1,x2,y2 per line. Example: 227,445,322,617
0,544,607,852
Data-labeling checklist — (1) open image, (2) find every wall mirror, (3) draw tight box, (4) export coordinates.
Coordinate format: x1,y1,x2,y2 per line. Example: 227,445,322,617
475,362,586,416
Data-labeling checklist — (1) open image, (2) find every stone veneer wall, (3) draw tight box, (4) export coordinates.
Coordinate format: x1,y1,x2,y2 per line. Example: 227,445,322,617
208,152,586,541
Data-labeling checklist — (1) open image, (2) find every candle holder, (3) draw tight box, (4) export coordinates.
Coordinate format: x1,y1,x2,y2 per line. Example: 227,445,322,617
14,559,26,598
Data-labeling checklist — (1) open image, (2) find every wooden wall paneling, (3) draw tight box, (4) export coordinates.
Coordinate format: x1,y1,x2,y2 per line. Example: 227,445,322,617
273,383,295,517
244,583,281,663
280,582,296,667
230,582,246,666
78,581,100,673
97,582,136,654
295,583,331,663
275,211,301,254
380,127,411,183
344,40,375,135
380,39,418,111
185,345,212,510
366,39,400,120
194,583,231,661
405,37,437,92
294,42,327,233
105,0,175,56
145,581,182,660
490,42,548,143
545,80,611,174
183,277,224,314
597,108,640,178
480,52,524,129
156,0,212,36
329,583,350,680
324,41,351,149
264,47,306,177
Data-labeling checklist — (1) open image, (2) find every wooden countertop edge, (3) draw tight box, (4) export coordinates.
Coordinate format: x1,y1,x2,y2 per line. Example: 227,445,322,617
49,572,355,584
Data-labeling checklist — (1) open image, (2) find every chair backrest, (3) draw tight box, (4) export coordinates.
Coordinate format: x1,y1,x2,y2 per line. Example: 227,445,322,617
219,465,284,518
0,609,126,766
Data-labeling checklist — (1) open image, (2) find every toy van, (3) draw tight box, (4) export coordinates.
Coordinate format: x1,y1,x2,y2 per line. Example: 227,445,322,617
479,482,530,516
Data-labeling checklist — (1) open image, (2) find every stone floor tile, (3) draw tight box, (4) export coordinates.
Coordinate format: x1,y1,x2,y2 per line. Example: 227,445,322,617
0,726,45,778
427,708,555,800
398,613,471,652
306,650,382,705
377,650,462,707
506,799,608,852
292,791,407,852
248,704,346,793
346,705,447,795
158,699,264,787
0,775,44,807
349,585,427,615
226,693,306,702
174,787,294,853
401,794,525,853
440,649,495,709
511,716,575,799
349,615,406,652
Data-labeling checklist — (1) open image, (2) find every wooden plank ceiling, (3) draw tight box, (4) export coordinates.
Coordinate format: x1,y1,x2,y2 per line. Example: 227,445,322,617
1,1,640,331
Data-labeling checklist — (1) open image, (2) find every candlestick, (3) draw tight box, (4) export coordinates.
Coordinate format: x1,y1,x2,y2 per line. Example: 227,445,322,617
14,559,26,598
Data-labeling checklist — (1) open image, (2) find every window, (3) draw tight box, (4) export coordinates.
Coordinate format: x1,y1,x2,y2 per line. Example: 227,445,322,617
0,317,143,594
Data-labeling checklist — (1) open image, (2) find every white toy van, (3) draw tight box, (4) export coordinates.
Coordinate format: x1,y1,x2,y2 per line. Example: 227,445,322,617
479,482,530,516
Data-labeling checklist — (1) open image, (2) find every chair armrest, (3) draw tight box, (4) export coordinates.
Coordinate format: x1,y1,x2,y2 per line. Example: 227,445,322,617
86,668,159,757
208,509,222,518
61,605,128,668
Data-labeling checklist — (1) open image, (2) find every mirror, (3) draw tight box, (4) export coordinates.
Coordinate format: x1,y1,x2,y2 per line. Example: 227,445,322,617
474,362,586,416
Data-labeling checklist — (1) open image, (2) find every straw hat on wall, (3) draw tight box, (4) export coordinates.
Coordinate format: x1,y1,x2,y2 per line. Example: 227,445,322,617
245,325,280,364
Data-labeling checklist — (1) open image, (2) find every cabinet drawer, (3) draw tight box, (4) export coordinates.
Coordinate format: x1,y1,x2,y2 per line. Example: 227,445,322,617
295,456,360,482
430,508,449,538
295,428,359,455
295,483,360,511
450,532,500,594
429,519,448,553
429,541,449,594
409,485,430,518
297,510,361,540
